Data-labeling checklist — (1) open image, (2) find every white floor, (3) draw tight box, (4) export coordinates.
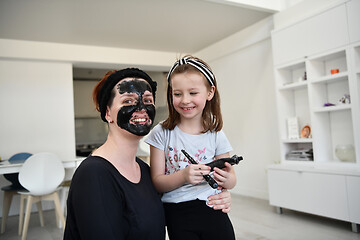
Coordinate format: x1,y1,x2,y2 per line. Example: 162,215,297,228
1,194,359,240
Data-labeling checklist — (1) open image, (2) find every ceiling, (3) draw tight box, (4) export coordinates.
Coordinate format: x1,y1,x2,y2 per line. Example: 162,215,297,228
0,0,274,53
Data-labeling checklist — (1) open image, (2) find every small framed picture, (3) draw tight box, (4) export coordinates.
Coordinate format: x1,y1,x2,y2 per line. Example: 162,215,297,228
301,125,311,138
287,117,299,139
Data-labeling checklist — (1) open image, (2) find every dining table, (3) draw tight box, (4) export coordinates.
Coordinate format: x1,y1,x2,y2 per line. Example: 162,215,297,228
0,157,85,174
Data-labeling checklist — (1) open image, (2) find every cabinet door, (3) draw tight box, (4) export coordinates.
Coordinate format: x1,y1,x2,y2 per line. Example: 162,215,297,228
268,168,349,221
347,0,360,43
346,176,360,224
73,81,99,118
272,4,349,65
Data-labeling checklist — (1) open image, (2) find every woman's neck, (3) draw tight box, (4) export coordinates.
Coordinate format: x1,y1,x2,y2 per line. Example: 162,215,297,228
93,130,142,183
94,129,139,164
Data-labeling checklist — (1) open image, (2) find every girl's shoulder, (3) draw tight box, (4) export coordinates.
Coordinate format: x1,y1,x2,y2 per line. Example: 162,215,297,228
205,129,225,137
152,122,166,132
149,122,175,136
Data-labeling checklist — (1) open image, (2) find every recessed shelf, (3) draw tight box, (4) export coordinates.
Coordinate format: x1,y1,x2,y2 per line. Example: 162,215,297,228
282,138,313,143
279,81,307,90
283,159,314,162
277,60,306,71
311,71,348,84
313,104,351,113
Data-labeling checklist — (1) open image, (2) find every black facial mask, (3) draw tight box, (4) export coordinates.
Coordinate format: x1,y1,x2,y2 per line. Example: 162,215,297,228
116,79,156,136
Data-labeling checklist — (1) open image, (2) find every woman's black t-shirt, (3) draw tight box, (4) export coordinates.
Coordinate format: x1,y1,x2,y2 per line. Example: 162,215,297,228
64,156,165,240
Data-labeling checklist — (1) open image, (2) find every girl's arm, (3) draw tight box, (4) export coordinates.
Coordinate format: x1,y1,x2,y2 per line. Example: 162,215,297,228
150,146,210,193
212,153,237,189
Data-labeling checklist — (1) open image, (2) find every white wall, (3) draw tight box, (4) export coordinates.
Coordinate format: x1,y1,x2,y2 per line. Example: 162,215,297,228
196,17,280,199
0,60,75,160
0,59,75,216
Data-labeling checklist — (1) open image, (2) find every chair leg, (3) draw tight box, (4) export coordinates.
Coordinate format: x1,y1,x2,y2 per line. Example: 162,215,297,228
18,194,26,236
55,206,60,228
36,201,44,227
21,195,34,240
60,186,69,216
1,191,15,234
58,187,68,228
52,192,66,230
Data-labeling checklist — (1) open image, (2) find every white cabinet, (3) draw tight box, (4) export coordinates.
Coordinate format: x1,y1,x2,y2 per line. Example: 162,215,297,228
73,80,99,118
269,0,360,232
272,3,349,66
268,166,360,226
268,167,351,221
347,176,360,224
347,0,360,43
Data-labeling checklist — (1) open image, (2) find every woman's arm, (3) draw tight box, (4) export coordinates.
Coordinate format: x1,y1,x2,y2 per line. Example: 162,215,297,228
207,189,232,213
150,146,210,193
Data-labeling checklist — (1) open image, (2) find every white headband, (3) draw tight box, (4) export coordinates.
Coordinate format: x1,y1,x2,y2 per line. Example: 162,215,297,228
167,56,215,86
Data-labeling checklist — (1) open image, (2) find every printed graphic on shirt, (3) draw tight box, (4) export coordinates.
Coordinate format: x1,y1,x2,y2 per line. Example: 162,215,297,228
165,146,207,175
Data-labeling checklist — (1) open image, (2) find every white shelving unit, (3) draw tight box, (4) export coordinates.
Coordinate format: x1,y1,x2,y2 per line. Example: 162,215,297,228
275,59,312,163
268,0,360,232
308,47,357,164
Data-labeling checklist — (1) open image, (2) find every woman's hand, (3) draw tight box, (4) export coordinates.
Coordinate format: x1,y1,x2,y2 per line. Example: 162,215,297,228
207,188,231,213
183,164,210,185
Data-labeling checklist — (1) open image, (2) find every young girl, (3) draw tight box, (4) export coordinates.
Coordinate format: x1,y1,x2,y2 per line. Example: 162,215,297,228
146,55,236,240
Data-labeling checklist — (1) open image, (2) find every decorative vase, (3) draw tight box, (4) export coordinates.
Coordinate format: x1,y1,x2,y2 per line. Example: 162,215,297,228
335,144,355,162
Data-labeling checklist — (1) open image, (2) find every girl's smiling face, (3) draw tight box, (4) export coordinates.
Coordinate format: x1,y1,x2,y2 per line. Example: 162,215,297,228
171,71,214,122
107,78,155,136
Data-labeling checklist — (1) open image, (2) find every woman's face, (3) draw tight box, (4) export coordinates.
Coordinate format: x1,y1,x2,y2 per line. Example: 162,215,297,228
108,78,155,136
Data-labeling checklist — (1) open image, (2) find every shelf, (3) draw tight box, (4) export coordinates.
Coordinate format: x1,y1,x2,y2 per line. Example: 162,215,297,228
268,163,360,176
283,159,313,163
313,104,351,113
279,81,307,91
307,48,347,80
311,71,348,84
276,60,305,71
310,49,346,62
282,138,313,143
276,60,306,87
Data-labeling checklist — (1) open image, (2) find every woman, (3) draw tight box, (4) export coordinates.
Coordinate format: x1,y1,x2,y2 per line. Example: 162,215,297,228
64,68,231,240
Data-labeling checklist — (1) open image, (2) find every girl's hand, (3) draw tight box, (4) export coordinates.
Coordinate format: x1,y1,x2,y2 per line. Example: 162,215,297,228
207,188,231,213
212,162,233,187
183,164,210,185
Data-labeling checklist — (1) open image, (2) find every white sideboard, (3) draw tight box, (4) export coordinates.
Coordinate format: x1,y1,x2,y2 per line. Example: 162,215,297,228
269,0,360,232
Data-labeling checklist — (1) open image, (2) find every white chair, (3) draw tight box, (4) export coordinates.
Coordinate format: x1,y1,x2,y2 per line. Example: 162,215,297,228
17,152,66,240
1,152,32,234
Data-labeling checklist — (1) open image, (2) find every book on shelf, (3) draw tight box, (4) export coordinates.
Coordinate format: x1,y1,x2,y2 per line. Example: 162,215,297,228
286,149,313,161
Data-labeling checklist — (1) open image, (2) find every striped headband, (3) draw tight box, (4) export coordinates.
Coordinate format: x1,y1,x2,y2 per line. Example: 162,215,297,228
167,56,215,86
